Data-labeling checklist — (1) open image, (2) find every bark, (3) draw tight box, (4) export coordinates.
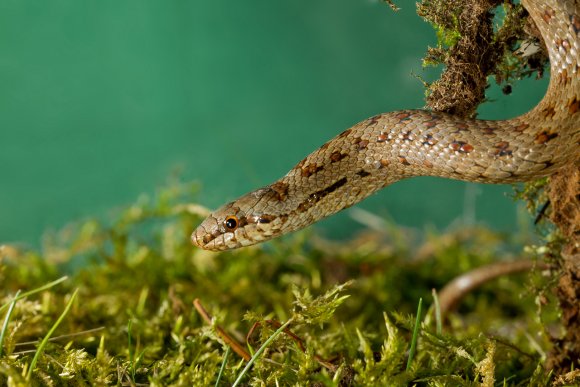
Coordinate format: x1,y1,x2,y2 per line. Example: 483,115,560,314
546,163,580,373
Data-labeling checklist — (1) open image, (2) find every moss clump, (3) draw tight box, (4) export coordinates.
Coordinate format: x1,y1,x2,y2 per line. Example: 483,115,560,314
417,0,548,117
0,180,575,385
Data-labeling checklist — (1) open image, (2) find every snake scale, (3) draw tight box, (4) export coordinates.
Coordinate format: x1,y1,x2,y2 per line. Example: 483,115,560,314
192,0,580,251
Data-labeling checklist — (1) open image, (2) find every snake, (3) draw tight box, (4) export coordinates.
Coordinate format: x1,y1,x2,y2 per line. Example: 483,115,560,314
192,0,580,251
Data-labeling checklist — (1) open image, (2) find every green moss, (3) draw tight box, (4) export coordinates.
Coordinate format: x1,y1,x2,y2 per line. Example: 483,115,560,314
0,179,568,385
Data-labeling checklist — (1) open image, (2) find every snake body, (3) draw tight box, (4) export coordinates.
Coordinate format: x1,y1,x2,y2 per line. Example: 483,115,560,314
192,0,580,251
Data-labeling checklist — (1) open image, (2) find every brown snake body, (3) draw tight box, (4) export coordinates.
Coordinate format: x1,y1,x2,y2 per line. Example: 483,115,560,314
193,0,580,251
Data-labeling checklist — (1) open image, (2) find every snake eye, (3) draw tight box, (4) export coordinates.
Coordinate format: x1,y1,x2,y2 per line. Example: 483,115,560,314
224,216,239,231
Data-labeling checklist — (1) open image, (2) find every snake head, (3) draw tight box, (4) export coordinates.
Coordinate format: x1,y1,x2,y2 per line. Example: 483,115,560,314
191,187,288,251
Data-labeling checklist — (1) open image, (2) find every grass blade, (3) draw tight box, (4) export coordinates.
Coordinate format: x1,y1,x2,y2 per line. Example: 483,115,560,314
26,288,78,381
127,319,135,381
0,276,68,315
432,288,442,335
0,290,21,357
406,297,423,371
232,318,294,387
215,345,230,387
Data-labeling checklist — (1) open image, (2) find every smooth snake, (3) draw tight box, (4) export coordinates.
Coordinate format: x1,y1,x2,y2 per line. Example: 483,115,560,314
192,0,580,251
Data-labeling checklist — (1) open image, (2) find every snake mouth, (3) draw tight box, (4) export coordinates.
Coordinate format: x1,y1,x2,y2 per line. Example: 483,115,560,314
191,227,208,249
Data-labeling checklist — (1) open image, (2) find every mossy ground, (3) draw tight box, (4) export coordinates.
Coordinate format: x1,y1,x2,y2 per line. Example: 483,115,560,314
0,180,576,386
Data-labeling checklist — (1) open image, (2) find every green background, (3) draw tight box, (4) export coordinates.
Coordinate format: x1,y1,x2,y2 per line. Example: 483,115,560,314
1,0,546,246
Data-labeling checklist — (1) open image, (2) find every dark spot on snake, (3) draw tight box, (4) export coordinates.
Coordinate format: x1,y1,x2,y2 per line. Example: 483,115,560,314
377,132,389,143
561,38,571,53
424,120,437,128
482,127,496,135
256,214,276,224
571,15,580,34
237,216,248,228
535,130,559,144
356,169,371,177
423,160,433,168
450,141,474,153
449,141,465,152
322,177,347,195
364,114,382,127
270,181,289,201
554,38,571,54
398,156,410,165
514,123,529,132
492,141,512,157
542,105,556,119
301,163,324,177
449,141,461,152
542,7,555,23
395,112,411,121
330,151,348,162
353,137,369,150
338,128,352,138
204,227,224,245
559,69,571,85
461,143,474,153
319,141,331,150
380,159,389,168
295,177,347,213
296,202,308,213
422,134,438,146
401,131,412,141
568,96,579,114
